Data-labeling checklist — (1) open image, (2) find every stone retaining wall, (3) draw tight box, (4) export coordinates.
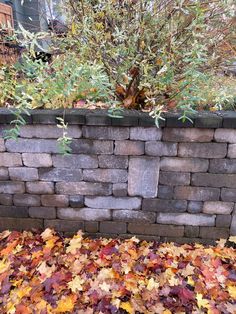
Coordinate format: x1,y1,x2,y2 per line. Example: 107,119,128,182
0,109,236,243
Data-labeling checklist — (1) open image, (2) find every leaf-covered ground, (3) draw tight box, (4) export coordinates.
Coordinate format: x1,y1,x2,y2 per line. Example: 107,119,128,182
0,229,235,314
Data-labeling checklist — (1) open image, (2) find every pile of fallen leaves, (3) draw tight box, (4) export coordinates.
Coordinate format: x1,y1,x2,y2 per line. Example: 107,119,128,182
0,229,235,314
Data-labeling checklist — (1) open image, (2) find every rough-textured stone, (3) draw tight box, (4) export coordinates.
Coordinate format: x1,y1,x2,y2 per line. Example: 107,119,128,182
128,157,159,198
22,153,52,167
98,155,128,169
184,226,199,238
216,215,232,228
156,213,216,226
113,183,127,197
56,182,112,196
52,154,98,169
100,221,127,234
39,168,83,182
113,210,156,223
85,221,99,233
230,215,236,235
130,127,162,141
71,139,113,155
41,195,69,207
0,182,25,194
6,139,59,153
0,218,43,231
83,169,128,183
163,128,214,142
214,129,236,143
178,143,227,158
157,185,173,199
29,207,56,219
0,138,5,151
209,159,236,174
221,188,236,202
142,199,187,212
44,220,84,232
0,194,12,206
20,125,82,138
228,144,236,158
160,157,209,172
0,153,22,167
114,141,144,155
26,182,54,194
159,172,190,186
13,194,40,207
69,195,84,208
0,206,28,218
86,113,111,126
194,113,222,128
202,201,234,214
145,142,177,156
187,201,203,213
85,196,141,210
192,173,236,188
82,126,129,140
128,223,184,237
0,167,8,180
174,186,220,201
9,167,38,181
58,208,111,221
199,227,229,239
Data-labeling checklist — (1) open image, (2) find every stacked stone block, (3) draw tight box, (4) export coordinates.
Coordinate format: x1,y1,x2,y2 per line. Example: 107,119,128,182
0,109,236,243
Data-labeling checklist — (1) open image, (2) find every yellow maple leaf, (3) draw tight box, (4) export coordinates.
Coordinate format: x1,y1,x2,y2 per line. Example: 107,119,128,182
16,286,32,299
41,228,54,241
147,278,159,291
181,263,195,277
66,235,82,254
228,236,236,244
37,261,56,279
99,282,111,292
196,293,209,309
0,258,10,274
120,301,133,314
228,285,236,299
163,310,172,314
55,295,76,313
68,276,84,293
187,276,195,286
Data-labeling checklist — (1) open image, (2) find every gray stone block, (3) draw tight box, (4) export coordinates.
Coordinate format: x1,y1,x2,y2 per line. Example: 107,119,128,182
178,143,227,158
0,217,43,231
13,194,41,207
22,153,52,167
71,139,113,154
202,201,234,214
85,196,141,210
29,207,56,219
0,194,12,206
52,154,98,169
82,126,129,139
128,223,184,237
69,195,84,208
0,167,8,180
221,188,236,202
157,185,173,199
130,127,162,141
20,125,82,138
56,182,112,196
192,173,236,188
142,199,187,212
228,144,236,158
113,210,156,223
9,167,38,181
113,183,127,197
230,215,236,235
0,138,5,151
0,153,22,167
58,207,111,221
184,226,199,238
26,182,54,194
44,219,84,232
160,157,209,172
156,213,216,226
6,139,58,153
39,168,83,182
100,221,127,234
214,129,236,143
0,206,28,218
187,201,203,213
83,169,128,183
159,172,190,186
209,159,236,174
0,182,25,194
216,215,232,228
114,140,144,155
199,227,229,239
98,155,128,169
85,221,99,233
145,142,177,156
163,128,214,142
175,186,220,201
41,195,69,207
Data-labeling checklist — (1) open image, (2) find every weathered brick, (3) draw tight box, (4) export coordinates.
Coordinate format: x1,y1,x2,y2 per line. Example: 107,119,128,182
199,227,229,239
85,221,99,233
157,185,173,199
192,173,236,188
85,196,141,210
163,128,214,142
26,182,54,194
6,139,59,153
120,234,161,242
221,188,236,202
0,138,5,151
160,157,209,172
22,153,52,167
160,237,215,246
175,186,220,201
100,221,127,234
13,194,40,207
0,218,43,231
159,172,190,186
230,215,236,235
216,215,232,228
209,159,236,174
113,210,156,223
0,153,22,167
29,207,56,219
71,140,113,154
187,201,203,213
128,223,184,237
128,157,159,198
156,213,216,226
228,144,236,158
113,183,127,197
56,182,112,196
41,195,69,207
178,143,227,158
0,206,28,218
0,194,12,206
39,168,83,182
69,195,84,208
82,126,129,140
184,226,199,238
0,182,25,194
52,154,98,169
214,129,236,143
145,142,177,156
0,167,8,180
142,199,187,212
202,201,234,214
20,125,82,138
130,127,162,141
44,220,84,232
9,167,38,181
58,208,111,221
98,155,128,169
114,141,144,155
83,169,128,183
